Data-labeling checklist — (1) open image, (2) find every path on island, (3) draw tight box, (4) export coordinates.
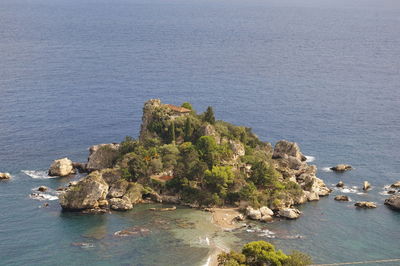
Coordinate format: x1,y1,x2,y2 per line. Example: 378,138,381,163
312,258,400,265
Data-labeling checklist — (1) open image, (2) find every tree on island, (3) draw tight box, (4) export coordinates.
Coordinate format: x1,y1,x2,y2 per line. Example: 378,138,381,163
204,106,216,124
218,241,312,266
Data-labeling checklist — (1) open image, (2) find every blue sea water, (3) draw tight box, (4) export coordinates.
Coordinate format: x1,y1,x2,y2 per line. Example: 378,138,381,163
0,0,400,265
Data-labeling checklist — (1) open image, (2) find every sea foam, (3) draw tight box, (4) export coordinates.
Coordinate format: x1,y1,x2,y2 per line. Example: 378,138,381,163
22,170,55,179
305,156,315,162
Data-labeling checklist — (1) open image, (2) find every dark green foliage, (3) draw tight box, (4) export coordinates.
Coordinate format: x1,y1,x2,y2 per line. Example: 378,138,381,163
203,106,216,124
204,166,235,199
181,102,194,111
119,136,139,157
218,241,312,266
184,117,193,141
196,136,219,168
250,161,282,188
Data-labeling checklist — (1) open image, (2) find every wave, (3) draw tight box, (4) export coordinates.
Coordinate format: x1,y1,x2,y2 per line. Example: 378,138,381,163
22,170,56,179
258,229,276,238
29,193,58,201
305,156,315,162
321,167,332,172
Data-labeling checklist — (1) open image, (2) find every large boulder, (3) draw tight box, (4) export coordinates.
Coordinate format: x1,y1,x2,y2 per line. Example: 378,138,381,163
49,158,74,176
109,196,133,211
123,183,143,205
245,206,262,220
259,206,274,217
354,201,377,209
86,144,120,172
59,171,109,210
278,208,301,219
384,195,400,210
330,164,352,172
272,140,306,162
0,172,11,180
108,179,129,198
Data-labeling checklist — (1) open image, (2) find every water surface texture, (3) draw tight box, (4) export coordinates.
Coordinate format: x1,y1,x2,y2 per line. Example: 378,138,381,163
1,0,400,265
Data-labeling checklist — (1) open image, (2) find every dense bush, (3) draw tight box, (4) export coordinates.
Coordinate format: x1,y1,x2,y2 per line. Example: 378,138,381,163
218,241,312,266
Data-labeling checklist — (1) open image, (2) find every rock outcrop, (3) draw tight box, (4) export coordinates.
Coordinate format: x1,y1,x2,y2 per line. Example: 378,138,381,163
245,206,274,222
330,164,352,172
334,195,349,201
272,140,306,161
0,172,11,180
384,195,400,210
59,171,109,210
109,196,133,211
278,208,301,219
49,158,74,176
354,201,377,208
86,144,120,172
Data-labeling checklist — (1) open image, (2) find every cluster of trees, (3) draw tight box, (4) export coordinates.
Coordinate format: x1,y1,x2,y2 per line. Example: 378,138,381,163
116,102,304,208
218,241,312,266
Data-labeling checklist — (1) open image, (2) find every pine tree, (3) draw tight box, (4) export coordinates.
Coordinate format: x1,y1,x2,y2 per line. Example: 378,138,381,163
184,117,193,141
204,106,215,124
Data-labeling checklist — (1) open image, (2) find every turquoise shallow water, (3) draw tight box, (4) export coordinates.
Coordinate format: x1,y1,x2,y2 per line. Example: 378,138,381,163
1,0,400,264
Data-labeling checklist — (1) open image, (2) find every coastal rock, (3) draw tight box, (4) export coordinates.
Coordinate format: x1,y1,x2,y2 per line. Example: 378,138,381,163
100,168,122,185
108,179,129,198
311,177,332,196
384,195,400,210
123,183,143,205
272,140,306,162
260,215,273,222
336,181,345,188
59,171,109,210
363,181,371,191
86,144,120,172
49,158,74,176
330,164,352,172
259,206,274,217
245,206,262,220
72,162,87,173
278,208,301,219
354,201,376,208
390,181,400,188
305,191,320,201
38,186,48,192
334,195,349,201
109,196,133,211
229,140,245,159
0,172,11,180
161,195,181,204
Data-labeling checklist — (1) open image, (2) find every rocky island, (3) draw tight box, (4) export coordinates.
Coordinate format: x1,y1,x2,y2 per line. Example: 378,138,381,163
55,99,331,221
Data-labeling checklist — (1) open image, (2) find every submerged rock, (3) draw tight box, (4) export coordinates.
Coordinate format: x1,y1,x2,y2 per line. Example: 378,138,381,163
86,143,120,172
59,171,109,210
354,201,377,208
0,172,11,180
330,164,352,172
334,195,349,201
49,158,74,177
278,208,301,219
384,195,400,210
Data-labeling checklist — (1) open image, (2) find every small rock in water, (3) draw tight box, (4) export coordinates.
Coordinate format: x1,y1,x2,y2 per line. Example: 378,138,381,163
390,181,400,188
354,201,377,208
330,164,352,172
38,186,48,192
384,195,400,210
334,195,349,201
336,181,345,188
49,158,75,177
363,181,371,191
0,172,11,180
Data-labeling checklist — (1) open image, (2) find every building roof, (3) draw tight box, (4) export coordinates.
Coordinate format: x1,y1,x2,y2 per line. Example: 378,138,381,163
165,104,191,113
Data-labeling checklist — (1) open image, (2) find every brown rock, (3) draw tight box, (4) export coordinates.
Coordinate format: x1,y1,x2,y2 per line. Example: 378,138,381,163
330,164,352,172
334,195,349,201
354,201,377,208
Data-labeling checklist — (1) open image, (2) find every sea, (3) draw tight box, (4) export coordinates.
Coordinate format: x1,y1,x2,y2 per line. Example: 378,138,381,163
0,0,399,265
